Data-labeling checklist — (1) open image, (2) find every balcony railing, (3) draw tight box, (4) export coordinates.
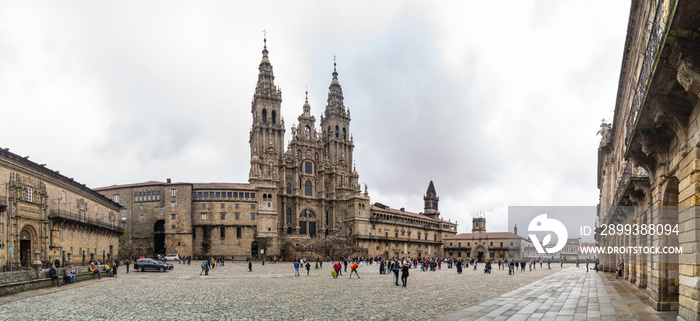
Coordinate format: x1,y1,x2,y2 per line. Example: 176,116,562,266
355,234,440,244
50,209,124,234
606,162,649,224
624,0,670,153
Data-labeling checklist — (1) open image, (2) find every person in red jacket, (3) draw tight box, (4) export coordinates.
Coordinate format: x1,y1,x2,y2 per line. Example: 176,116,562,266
333,262,341,278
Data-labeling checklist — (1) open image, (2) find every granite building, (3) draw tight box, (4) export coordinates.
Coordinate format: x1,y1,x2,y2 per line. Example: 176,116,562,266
596,1,700,320
95,38,457,260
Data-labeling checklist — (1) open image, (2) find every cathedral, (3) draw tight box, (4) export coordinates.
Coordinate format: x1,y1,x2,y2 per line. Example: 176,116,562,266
94,38,457,260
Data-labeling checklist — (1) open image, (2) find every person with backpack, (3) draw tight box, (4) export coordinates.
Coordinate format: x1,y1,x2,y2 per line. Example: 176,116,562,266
305,261,311,276
349,261,360,279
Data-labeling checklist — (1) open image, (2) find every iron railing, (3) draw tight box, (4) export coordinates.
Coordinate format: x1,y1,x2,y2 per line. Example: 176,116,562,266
606,162,650,224
624,1,671,152
49,209,124,234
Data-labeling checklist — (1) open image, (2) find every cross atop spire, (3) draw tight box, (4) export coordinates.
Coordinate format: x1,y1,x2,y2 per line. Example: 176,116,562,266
262,29,267,50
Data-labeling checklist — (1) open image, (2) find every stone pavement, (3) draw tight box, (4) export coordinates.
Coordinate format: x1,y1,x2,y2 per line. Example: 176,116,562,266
0,260,560,320
440,267,678,321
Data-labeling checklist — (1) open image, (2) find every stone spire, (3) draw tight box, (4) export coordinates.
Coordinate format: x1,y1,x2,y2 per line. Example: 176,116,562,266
423,180,440,219
254,37,281,101
325,59,346,116
302,90,311,117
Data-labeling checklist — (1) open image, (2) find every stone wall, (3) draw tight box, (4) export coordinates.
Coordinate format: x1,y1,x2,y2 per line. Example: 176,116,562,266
0,265,104,296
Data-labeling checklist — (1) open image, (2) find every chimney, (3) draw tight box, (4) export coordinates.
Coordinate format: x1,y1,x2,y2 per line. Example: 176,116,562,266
167,178,172,184
514,224,518,236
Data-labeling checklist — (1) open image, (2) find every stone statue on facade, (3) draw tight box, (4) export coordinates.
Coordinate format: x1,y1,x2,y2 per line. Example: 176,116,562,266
597,120,612,147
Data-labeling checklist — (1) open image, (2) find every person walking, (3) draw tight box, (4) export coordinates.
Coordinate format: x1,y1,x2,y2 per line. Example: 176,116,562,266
305,261,311,276
248,261,252,272
125,259,130,273
401,262,409,287
586,259,589,272
392,261,400,286
294,260,300,277
200,261,207,276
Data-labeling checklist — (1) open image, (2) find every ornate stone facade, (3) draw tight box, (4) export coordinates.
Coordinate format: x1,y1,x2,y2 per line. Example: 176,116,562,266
0,148,123,271
95,39,457,260
597,1,700,320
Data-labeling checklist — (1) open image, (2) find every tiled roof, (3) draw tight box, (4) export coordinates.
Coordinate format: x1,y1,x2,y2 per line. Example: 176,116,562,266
192,183,255,190
566,238,581,245
445,232,525,240
94,181,255,191
370,205,456,225
94,181,167,191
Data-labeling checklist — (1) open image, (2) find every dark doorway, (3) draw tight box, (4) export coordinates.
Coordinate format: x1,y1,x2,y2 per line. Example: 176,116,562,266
154,220,165,256
251,241,259,257
309,222,316,238
19,230,31,266
477,251,484,262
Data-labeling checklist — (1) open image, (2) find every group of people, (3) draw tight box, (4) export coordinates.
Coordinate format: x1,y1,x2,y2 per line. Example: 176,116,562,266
47,258,75,287
46,257,121,287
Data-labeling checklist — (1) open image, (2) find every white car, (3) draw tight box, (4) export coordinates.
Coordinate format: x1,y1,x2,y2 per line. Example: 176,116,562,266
164,254,180,261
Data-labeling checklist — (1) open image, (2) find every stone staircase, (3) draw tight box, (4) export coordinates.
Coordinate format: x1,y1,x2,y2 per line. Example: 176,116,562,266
287,236,367,259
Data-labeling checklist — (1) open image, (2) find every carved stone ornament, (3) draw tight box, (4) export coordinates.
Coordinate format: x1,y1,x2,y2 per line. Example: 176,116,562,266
597,120,612,147
677,58,700,98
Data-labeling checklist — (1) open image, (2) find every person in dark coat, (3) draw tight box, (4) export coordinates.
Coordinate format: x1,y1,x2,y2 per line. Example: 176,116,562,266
401,262,410,287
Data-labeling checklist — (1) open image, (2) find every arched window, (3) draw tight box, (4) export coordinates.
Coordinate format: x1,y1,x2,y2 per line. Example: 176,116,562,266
267,193,272,199
308,211,315,218
335,125,339,137
304,181,312,196
315,153,318,162
300,210,307,218
324,211,328,226
271,110,276,124
304,126,311,138
343,127,346,139
327,126,331,137
305,161,313,174
262,109,267,123
286,183,292,194
286,208,292,224
297,149,301,159
263,194,267,201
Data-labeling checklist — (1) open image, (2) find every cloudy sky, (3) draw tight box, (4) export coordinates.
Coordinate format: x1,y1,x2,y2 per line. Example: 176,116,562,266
0,1,630,234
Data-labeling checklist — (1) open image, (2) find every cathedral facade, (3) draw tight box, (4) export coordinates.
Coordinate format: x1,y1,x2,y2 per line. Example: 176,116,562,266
95,39,457,260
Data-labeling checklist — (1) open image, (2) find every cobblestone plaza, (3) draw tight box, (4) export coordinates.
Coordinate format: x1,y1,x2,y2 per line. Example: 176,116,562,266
0,261,560,320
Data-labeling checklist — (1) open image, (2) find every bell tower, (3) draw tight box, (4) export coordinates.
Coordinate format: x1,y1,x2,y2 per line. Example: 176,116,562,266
320,60,354,171
423,180,440,219
249,36,285,184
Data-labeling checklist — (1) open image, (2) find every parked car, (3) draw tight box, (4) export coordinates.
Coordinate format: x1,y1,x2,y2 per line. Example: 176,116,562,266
133,258,173,272
165,254,180,261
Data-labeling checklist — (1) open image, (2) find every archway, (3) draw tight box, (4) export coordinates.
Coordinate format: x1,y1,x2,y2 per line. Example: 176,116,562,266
154,220,165,256
19,229,32,267
251,241,259,258
474,245,487,262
